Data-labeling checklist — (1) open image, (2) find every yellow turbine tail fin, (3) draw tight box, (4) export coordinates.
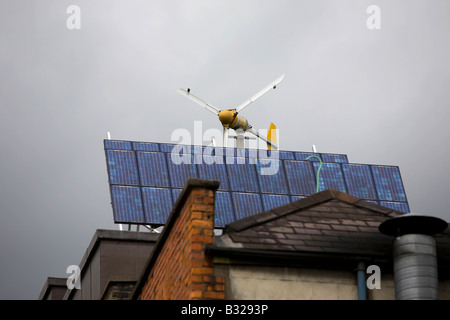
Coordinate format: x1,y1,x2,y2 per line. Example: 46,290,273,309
267,122,277,150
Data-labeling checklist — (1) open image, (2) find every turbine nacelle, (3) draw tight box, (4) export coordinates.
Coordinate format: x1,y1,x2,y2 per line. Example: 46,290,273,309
218,109,250,132
218,109,236,127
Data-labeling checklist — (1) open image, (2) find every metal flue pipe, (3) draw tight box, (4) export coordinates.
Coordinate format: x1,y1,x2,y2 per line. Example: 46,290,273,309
379,215,447,300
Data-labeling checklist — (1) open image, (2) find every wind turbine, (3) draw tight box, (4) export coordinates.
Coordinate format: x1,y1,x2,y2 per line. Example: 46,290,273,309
177,74,285,150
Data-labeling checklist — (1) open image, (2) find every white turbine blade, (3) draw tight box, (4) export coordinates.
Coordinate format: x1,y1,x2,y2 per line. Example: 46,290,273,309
177,88,220,116
223,127,229,148
235,74,285,113
247,128,278,150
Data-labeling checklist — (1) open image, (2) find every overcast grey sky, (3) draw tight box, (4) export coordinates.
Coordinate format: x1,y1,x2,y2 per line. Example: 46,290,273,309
1,1,450,299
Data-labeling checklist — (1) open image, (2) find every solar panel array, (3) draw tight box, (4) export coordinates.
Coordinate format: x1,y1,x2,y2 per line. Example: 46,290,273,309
104,140,410,227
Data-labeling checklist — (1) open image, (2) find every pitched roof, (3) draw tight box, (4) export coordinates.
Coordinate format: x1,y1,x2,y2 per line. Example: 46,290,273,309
214,189,404,257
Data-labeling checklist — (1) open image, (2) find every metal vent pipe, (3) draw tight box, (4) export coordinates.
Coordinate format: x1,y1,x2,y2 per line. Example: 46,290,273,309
393,233,438,299
379,215,447,300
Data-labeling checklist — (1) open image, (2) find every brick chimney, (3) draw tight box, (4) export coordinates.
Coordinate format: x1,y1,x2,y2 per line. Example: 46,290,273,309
134,178,225,300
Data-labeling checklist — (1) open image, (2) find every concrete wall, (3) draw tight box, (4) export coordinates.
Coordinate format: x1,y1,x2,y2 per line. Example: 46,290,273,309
215,264,397,300
38,278,68,300
367,273,395,300
66,230,158,300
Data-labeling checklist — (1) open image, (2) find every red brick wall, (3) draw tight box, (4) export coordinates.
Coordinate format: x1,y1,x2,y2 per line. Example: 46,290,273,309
139,186,225,300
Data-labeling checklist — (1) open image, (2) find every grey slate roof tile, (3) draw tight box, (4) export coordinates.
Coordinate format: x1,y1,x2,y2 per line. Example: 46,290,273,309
219,189,404,256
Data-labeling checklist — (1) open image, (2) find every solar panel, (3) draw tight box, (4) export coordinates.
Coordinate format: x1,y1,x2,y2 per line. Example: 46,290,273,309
277,151,295,160
171,188,182,204
283,160,316,195
226,158,260,193
320,154,348,163
312,162,347,193
256,161,289,194
142,187,173,224
342,164,377,200
137,152,170,187
227,147,258,163
133,142,160,152
200,147,225,161
104,140,410,227
258,150,295,160
214,191,235,227
159,143,180,153
293,152,348,163
166,153,198,188
106,150,139,185
294,152,321,161
104,140,132,151
371,165,407,202
232,192,263,220
110,185,143,223
197,156,229,191
261,194,291,211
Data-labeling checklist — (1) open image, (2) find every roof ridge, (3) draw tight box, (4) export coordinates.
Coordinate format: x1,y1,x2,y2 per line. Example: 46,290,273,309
325,189,402,218
224,189,338,232
225,189,401,233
